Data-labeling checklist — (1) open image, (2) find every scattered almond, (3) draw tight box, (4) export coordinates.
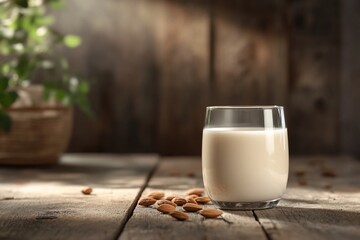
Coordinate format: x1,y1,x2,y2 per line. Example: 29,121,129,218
186,198,198,204
157,199,176,207
81,186,92,195
165,195,176,201
186,188,204,196
147,191,165,200
170,210,189,221
172,197,187,206
199,209,223,218
187,194,198,199
298,178,307,186
183,203,202,212
195,196,211,204
322,168,337,178
295,170,306,177
169,172,182,176
157,204,176,214
138,197,157,207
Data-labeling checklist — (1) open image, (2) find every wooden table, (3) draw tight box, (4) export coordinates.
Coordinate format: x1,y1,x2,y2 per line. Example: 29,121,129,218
0,155,359,240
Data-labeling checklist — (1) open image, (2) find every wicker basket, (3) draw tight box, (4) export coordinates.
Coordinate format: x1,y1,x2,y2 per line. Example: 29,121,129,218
0,107,73,165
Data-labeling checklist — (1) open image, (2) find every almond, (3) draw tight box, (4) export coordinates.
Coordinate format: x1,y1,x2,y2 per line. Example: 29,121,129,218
157,204,176,214
199,209,223,218
81,186,92,195
186,188,204,196
195,196,211,204
186,198,198,204
172,197,187,206
170,210,189,221
157,199,176,207
298,178,307,186
186,194,198,199
147,191,165,200
322,168,337,177
138,197,156,207
165,195,176,201
295,170,306,177
169,172,181,176
183,203,202,212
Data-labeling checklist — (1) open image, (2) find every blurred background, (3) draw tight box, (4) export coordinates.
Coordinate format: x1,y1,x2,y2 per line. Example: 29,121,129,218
51,0,359,157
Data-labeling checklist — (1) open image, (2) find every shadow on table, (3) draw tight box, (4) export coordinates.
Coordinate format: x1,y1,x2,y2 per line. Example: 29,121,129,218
0,204,122,239
252,205,360,239
0,159,154,188
259,205,360,225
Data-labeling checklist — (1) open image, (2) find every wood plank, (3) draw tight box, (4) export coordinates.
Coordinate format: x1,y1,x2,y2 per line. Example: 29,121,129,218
287,0,340,154
120,158,267,240
53,0,160,153
0,154,158,240
255,156,360,240
156,1,210,155
51,0,347,156
55,0,210,155
340,0,360,157
212,0,287,106
121,156,360,239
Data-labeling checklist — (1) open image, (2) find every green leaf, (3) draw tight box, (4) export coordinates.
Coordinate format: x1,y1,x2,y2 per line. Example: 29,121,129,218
14,0,29,8
0,76,9,91
44,81,59,90
77,80,89,93
15,55,32,80
0,64,11,75
34,16,54,26
43,89,51,100
0,91,18,108
63,35,81,48
61,95,71,106
48,0,64,9
0,111,11,132
54,89,66,100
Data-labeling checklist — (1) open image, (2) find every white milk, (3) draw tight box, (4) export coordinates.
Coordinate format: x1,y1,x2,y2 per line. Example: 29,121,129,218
202,127,288,202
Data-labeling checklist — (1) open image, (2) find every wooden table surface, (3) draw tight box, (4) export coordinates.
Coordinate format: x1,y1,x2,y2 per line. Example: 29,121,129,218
0,155,359,240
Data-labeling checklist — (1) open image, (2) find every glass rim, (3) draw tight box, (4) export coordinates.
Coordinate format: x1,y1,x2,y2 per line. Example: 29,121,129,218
206,105,284,110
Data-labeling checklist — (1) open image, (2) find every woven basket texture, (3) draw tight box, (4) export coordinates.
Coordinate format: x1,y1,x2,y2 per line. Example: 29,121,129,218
0,107,73,165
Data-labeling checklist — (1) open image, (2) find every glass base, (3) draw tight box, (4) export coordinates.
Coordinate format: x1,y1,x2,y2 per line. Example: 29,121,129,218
212,198,280,210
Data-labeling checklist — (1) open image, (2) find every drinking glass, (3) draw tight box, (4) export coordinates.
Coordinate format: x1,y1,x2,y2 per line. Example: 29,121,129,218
202,106,288,210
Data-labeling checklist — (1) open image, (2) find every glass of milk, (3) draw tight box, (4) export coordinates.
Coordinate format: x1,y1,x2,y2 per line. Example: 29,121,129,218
202,106,289,210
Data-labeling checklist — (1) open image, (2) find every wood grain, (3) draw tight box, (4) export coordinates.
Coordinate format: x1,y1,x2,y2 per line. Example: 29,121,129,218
212,0,287,106
50,0,357,156
255,156,360,240
340,0,360,157
287,0,340,154
0,154,158,240
0,155,359,239
121,156,360,240
156,1,210,155
54,0,160,153
120,158,267,240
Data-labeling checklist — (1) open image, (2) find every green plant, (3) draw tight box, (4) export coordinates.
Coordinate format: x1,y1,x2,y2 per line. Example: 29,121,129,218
0,0,90,131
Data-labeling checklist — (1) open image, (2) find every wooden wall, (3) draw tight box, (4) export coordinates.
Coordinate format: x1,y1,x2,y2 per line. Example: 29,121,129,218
288,0,340,154
341,0,360,157
53,0,359,156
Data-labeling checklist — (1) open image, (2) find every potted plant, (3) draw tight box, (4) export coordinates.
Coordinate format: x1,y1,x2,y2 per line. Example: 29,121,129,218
0,0,90,164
